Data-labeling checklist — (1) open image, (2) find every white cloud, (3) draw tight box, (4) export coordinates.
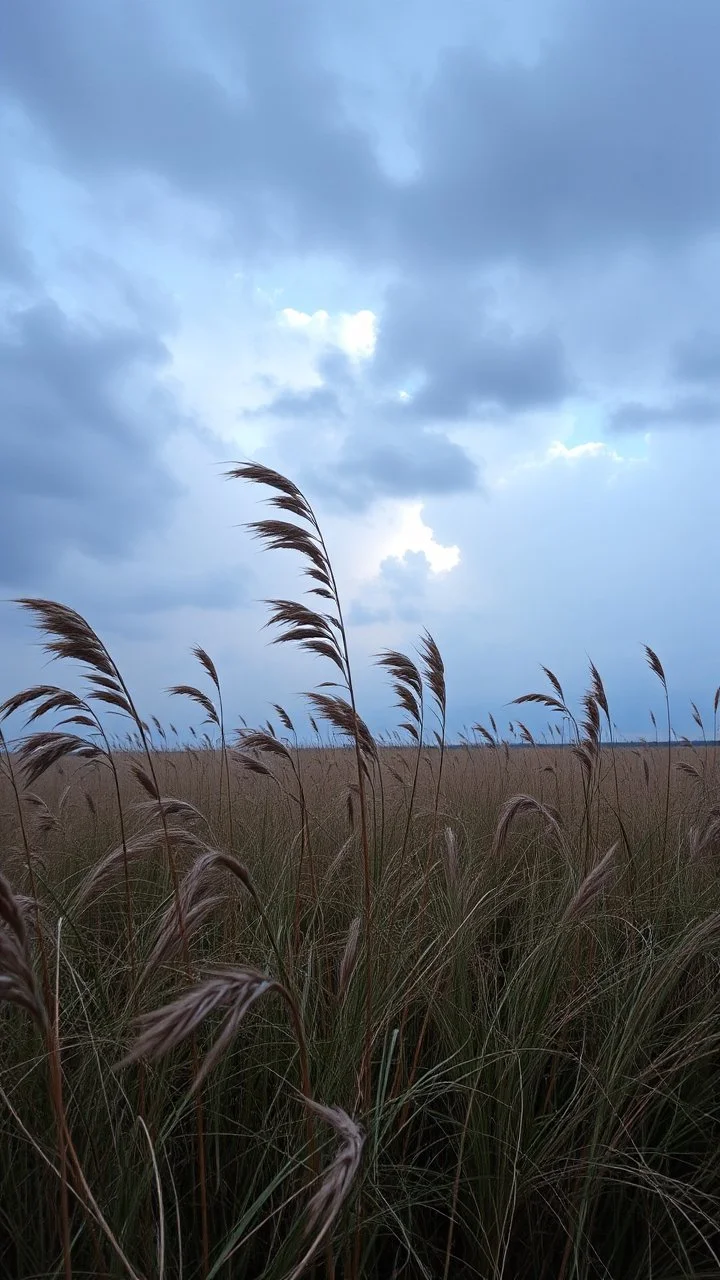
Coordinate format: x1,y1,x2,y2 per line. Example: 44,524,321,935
278,306,377,358
279,306,329,331
322,499,461,606
547,439,623,463
337,309,377,358
493,433,635,489
378,501,460,574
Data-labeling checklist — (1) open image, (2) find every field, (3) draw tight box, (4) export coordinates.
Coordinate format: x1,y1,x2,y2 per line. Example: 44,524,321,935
2,465,720,1279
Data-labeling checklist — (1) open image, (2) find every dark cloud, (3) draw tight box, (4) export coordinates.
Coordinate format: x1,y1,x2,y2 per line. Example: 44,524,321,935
673,332,720,385
95,567,250,615
610,394,720,432
369,274,572,421
265,329,481,508
310,428,479,511
246,384,344,420
53,565,253,642
0,0,387,260
400,0,720,270
405,333,569,419
4,0,720,536
6,0,718,465
0,299,182,585
316,349,357,387
5,1,719,270
348,437,477,496
347,601,392,627
348,551,432,627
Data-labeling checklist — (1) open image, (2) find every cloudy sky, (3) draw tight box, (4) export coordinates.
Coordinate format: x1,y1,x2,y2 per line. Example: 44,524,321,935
2,0,720,742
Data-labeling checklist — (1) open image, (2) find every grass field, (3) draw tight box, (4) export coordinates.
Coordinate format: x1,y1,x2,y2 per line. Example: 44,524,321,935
2,465,720,1279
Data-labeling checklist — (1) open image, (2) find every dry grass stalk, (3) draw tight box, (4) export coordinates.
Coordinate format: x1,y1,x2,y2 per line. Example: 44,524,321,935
676,760,703,793
473,722,497,747
688,809,720,864
338,917,361,1001
287,1099,365,1280
378,648,426,911
644,643,672,860
491,794,565,860
541,665,565,701
24,790,65,836
120,961,313,1146
133,795,209,827
562,844,618,923
273,703,295,733
167,684,219,726
192,645,220,691
304,693,377,769
418,630,447,868
443,827,460,895
1,683,86,722
75,826,208,908
16,731,104,786
644,645,667,690
232,748,280,781
264,599,347,675
0,870,46,1028
572,741,597,782
235,726,316,924
130,761,160,799
419,631,446,726
239,729,294,762
376,650,423,742
589,660,610,723
140,850,256,984
13,599,119,678
228,461,376,1113
142,895,227,986
581,694,601,747
118,965,278,1093
323,836,355,886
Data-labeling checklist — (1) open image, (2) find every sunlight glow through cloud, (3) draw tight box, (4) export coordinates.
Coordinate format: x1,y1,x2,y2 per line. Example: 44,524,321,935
279,306,377,358
380,502,460,574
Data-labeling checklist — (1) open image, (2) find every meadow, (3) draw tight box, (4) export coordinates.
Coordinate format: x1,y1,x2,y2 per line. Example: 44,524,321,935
2,464,720,1279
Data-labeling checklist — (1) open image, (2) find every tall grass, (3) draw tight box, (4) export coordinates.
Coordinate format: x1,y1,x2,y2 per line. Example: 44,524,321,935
1,465,720,1279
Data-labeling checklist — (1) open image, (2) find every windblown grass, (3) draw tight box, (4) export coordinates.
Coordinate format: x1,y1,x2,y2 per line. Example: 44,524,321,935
1,465,720,1279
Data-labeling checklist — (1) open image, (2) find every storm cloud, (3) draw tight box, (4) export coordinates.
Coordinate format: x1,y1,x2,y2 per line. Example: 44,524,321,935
0,0,387,261
329,432,479,507
611,395,720,432
4,0,720,268
372,276,573,420
0,299,182,584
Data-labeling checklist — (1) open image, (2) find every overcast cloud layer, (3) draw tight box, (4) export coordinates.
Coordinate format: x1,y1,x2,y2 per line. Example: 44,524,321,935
2,0,720,740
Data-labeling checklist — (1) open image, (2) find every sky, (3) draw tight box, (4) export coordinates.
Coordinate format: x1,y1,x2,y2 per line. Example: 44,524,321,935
2,0,720,744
